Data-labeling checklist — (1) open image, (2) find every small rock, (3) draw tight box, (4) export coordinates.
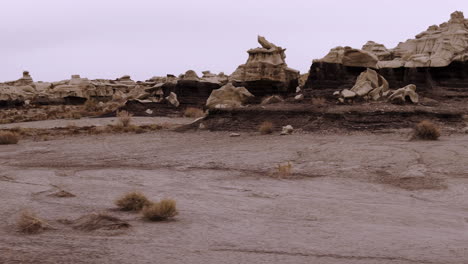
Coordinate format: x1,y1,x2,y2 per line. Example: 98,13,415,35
296,86,302,93
280,125,294,135
199,123,206,130
294,94,304,101
261,95,284,105
341,89,356,98
333,91,340,97
229,133,241,137
145,109,153,115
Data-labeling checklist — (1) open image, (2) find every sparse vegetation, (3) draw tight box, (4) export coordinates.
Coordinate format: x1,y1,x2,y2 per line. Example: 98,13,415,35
0,131,20,144
115,191,151,211
117,110,133,127
183,107,205,118
259,121,274,135
142,199,178,221
17,211,51,234
412,120,440,140
276,162,293,178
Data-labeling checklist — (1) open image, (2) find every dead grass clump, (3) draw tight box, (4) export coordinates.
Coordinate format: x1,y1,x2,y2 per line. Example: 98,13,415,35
276,162,293,178
17,211,51,234
0,131,20,144
115,191,151,211
142,199,178,221
184,107,205,118
311,97,327,106
259,121,274,135
117,110,133,127
71,213,130,231
412,120,440,140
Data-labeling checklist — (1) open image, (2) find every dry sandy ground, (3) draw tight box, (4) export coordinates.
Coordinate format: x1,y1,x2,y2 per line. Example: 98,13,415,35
1,130,468,264
0,117,194,129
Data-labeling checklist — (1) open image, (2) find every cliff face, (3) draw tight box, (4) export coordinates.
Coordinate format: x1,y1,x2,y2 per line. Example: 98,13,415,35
230,36,300,99
305,11,468,99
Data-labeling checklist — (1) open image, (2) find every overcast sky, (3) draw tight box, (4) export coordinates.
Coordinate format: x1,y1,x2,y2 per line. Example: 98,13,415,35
1,0,467,82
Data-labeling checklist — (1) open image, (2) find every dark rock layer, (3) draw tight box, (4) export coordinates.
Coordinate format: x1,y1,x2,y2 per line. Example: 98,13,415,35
304,61,468,99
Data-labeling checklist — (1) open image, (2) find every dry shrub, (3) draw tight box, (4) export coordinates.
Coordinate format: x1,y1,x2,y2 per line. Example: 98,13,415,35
0,131,20,144
117,110,132,127
71,213,130,231
276,162,293,178
184,107,205,118
259,121,274,135
412,120,440,140
17,211,51,234
115,191,151,211
142,199,178,221
311,97,327,106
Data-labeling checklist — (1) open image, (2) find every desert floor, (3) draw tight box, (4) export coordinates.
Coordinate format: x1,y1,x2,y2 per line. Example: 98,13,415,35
1,127,468,264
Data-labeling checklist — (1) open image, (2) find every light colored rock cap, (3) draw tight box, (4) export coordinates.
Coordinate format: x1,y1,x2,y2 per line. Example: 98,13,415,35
317,11,468,68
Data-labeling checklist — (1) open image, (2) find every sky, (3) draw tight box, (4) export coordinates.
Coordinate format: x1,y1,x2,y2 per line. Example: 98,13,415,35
1,0,467,82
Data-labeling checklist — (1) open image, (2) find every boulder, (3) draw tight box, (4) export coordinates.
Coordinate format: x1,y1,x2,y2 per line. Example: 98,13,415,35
165,92,180,107
351,68,389,98
388,84,419,104
336,68,390,102
280,125,294,135
341,89,356,98
206,83,254,109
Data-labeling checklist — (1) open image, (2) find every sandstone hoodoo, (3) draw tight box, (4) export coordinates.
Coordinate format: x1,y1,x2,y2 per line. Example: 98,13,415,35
305,11,468,99
230,36,300,100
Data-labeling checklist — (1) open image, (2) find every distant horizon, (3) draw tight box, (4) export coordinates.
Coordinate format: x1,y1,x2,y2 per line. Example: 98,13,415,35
1,0,467,82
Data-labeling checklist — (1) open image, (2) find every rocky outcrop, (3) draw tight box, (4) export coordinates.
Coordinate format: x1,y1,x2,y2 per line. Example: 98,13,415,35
335,69,419,104
305,11,468,99
319,46,378,68
317,11,468,69
206,83,254,109
230,36,300,99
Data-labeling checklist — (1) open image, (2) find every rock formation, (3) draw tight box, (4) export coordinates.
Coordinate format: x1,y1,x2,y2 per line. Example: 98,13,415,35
206,83,254,109
317,11,468,69
336,69,419,104
388,84,419,104
230,36,300,99
305,11,468,99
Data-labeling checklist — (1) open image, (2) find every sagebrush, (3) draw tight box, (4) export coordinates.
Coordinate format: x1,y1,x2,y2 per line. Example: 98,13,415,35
142,199,178,221
115,191,151,211
412,120,440,140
